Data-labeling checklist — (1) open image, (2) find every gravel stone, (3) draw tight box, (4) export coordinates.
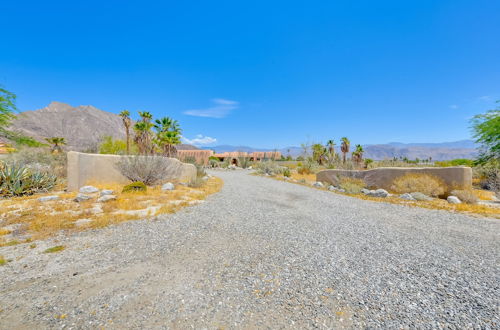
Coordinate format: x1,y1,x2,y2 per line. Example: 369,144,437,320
447,196,462,204
0,170,498,328
161,182,175,191
38,195,60,202
79,186,99,194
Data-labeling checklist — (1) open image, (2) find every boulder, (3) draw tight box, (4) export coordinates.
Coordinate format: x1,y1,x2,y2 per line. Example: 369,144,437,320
97,195,117,203
447,196,462,204
161,182,175,191
367,189,389,198
361,188,370,195
410,192,433,201
400,193,416,201
100,189,114,196
38,195,60,202
79,185,99,194
74,193,92,202
313,182,324,188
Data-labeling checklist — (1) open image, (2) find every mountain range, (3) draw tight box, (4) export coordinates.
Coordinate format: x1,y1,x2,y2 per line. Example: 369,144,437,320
2,101,479,160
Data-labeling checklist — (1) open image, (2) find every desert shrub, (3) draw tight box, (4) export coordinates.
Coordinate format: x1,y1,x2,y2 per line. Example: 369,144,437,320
435,159,474,167
0,162,57,197
390,173,446,197
122,181,147,193
209,159,219,168
238,156,252,169
116,156,172,185
282,167,291,177
99,136,128,155
450,189,478,204
4,147,67,178
182,156,206,178
297,158,319,174
474,160,500,196
255,161,285,176
338,176,365,194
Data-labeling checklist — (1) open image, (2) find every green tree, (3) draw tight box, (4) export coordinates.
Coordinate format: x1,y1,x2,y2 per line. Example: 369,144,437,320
352,144,364,166
45,137,66,153
311,143,327,165
99,136,128,154
471,102,500,163
340,137,350,163
0,86,17,129
119,110,132,154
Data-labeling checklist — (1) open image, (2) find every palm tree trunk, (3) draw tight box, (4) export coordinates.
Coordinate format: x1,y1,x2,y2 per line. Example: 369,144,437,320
125,128,130,154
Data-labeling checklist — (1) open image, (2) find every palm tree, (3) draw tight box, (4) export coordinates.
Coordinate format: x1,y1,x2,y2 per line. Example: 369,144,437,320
311,143,327,165
119,110,131,154
340,137,350,163
153,116,182,157
133,121,153,155
45,137,66,153
138,111,153,123
352,144,364,166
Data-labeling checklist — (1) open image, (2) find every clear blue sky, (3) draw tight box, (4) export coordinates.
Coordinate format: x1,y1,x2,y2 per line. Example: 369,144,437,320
1,0,499,148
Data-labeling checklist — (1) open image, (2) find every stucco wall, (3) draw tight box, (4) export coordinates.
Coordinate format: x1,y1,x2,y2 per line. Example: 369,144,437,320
316,166,472,194
67,152,197,191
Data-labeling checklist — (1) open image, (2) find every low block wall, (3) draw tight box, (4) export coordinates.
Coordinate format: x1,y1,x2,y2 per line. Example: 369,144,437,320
67,152,197,191
316,167,472,194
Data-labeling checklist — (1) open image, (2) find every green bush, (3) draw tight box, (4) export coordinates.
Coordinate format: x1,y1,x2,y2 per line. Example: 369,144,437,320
435,159,474,167
282,167,291,177
4,147,67,178
122,181,147,193
255,161,285,176
0,162,57,197
99,136,129,155
338,177,365,194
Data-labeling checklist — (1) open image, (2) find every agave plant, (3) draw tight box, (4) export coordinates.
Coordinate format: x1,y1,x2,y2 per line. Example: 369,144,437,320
0,162,57,197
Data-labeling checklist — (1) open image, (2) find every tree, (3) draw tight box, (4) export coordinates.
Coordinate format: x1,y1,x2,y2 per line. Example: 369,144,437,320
471,102,500,163
134,121,153,155
340,137,350,163
311,143,327,165
352,144,364,166
119,110,132,154
0,86,17,129
45,137,66,153
99,136,128,154
153,116,182,157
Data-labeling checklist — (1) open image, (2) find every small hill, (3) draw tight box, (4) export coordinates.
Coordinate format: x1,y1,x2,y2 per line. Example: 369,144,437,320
6,101,198,151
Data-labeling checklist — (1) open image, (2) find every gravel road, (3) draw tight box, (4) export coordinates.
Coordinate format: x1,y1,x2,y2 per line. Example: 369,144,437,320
1,170,499,329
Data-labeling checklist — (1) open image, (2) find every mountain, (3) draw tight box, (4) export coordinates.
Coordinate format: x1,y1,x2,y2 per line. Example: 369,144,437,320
5,101,198,151
205,141,479,161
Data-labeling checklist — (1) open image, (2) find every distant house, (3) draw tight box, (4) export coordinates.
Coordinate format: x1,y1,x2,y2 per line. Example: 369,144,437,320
176,149,281,166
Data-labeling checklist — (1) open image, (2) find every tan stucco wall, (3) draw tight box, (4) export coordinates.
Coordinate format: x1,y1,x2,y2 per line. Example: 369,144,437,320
316,166,472,194
67,152,197,191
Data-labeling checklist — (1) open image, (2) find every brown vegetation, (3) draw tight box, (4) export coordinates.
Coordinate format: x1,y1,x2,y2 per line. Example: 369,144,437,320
390,173,446,197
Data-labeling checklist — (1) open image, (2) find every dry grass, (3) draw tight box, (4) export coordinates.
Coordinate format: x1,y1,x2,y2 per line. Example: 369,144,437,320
339,177,366,194
450,189,479,204
0,177,223,245
390,173,446,197
473,189,496,201
290,172,317,182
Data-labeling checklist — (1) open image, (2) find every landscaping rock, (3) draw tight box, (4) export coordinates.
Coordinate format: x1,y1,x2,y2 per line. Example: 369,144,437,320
75,218,93,227
361,188,370,195
100,189,114,196
38,195,60,202
367,189,389,198
313,182,324,188
410,192,433,201
97,195,117,203
90,205,103,214
447,196,462,204
400,193,416,201
79,186,99,194
74,193,92,202
161,183,175,191
339,188,346,193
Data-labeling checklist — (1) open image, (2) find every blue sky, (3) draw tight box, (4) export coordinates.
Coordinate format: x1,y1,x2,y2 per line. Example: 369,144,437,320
0,0,499,148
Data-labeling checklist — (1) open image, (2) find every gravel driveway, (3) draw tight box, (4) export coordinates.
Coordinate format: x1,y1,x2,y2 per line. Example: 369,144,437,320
1,170,499,329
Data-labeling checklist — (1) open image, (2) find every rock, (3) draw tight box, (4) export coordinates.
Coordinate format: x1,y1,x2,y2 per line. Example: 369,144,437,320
410,192,433,201
79,186,99,194
74,218,93,227
367,189,389,198
447,196,462,204
361,188,370,195
74,193,92,202
339,189,346,193
97,195,116,203
161,183,175,191
313,182,324,188
100,189,114,196
400,193,416,201
90,205,103,214
248,166,253,170
202,176,209,181
38,195,60,202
